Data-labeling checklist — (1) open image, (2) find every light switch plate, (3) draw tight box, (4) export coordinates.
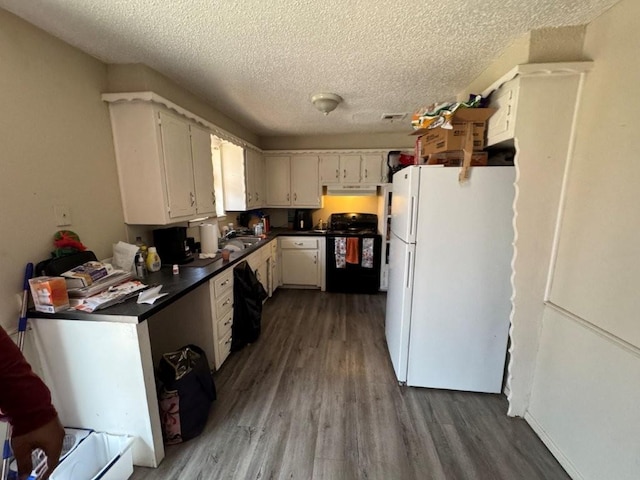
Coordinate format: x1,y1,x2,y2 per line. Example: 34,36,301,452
54,205,72,226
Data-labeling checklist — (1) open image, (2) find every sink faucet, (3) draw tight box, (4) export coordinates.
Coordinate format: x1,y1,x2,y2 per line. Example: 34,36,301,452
221,229,236,241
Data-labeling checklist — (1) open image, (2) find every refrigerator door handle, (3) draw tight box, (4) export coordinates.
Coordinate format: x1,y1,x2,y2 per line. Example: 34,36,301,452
409,196,416,238
406,250,413,288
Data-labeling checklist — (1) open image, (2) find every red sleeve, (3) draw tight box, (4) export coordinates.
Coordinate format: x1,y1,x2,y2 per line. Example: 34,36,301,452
0,327,58,436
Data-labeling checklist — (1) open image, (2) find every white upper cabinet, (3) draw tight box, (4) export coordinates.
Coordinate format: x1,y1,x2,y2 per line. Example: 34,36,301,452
264,155,320,208
340,155,361,183
158,111,197,219
245,148,265,209
319,155,340,184
291,155,320,207
191,124,217,216
361,154,386,184
317,152,387,186
265,156,291,206
486,78,519,147
221,144,265,211
104,99,217,225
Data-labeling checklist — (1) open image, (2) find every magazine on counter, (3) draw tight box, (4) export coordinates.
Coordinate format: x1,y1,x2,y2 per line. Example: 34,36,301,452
61,261,113,288
73,280,148,312
66,270,133,298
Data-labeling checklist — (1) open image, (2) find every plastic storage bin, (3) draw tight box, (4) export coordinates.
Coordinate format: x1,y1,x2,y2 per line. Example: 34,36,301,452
50,431,134,480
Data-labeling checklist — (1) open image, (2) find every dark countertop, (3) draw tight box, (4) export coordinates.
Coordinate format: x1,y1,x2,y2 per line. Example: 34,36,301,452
27,233,285,323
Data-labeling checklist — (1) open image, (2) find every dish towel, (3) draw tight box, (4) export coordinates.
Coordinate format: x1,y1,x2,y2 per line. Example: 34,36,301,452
362,238,374,268
334,237,346,268
346,237,360,265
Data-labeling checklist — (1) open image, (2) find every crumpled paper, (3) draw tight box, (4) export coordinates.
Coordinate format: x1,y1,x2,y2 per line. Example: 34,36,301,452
137,285,168,304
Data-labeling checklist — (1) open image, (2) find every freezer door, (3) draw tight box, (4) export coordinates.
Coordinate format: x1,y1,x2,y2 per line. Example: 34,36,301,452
385,232,415,383
407,166,515,393
390,166,420,243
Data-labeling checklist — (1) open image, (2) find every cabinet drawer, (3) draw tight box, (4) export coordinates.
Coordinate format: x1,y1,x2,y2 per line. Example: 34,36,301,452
216,309,233,338
218,330,232,366
213,269,233,296
216,289,234,316
280,237,318,250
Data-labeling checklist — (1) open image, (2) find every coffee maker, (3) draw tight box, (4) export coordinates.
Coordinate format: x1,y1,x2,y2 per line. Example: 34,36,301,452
293,210,313,231
152,226,194,264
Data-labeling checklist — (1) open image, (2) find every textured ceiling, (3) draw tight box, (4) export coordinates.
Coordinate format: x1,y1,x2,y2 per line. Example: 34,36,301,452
0,0,617,137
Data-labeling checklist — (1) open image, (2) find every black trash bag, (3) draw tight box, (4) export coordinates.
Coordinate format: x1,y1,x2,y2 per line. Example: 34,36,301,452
157,344,216,444
231,260,268,352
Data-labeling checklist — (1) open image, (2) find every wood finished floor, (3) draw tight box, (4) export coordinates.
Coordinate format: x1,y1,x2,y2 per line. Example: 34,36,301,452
132,289,569,480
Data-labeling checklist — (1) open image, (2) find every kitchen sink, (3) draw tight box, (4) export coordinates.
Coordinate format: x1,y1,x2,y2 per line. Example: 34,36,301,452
219,236,262,250
235,236,262,247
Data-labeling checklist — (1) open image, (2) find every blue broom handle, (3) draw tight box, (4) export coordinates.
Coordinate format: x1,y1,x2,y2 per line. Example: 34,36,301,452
2,263,34,480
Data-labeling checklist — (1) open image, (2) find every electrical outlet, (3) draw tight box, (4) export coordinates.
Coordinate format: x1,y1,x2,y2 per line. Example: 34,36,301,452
54,205,72,226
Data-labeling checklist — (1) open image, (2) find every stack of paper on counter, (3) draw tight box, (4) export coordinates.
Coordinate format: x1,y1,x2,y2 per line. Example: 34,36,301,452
73,280,148,312
66,270,133,298
61,261,113,288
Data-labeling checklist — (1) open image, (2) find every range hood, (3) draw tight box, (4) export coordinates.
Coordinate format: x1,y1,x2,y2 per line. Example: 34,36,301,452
325,185,378,196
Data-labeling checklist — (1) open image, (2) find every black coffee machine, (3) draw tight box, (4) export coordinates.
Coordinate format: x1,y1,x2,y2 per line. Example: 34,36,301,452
293,209,313,231
152,226,194,264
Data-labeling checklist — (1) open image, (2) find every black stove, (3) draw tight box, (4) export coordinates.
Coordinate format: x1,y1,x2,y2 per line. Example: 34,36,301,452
326,213,382,293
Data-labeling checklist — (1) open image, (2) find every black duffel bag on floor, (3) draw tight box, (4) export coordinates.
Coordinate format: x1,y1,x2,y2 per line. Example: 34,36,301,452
157,344,216,444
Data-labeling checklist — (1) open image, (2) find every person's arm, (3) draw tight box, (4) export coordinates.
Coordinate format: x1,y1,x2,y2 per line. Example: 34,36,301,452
0,326,64,478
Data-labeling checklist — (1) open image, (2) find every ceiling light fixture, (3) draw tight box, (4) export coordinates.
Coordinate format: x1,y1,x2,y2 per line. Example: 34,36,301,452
311,93,342,115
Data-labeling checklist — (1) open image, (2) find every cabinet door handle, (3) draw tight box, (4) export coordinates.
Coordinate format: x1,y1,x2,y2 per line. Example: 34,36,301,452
225,338,232,346
294,193,297,201
190,192,195,206
294,242,304,246
365,169,368,179
221,279,229,286
335,169,339,179
343,169,347,179
287,193,290,201
224,319,231,326
313,254,317,264
222,299,231,306
212,192,216,206
256,192,259,201
248,192,252,202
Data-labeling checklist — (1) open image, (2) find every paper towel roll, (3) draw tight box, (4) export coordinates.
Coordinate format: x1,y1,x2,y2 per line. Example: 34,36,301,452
200,223,219,254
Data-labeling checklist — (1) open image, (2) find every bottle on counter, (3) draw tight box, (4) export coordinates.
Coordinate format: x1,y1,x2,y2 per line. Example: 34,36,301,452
146,247,162,273
135,236,148,261
135,251,147,279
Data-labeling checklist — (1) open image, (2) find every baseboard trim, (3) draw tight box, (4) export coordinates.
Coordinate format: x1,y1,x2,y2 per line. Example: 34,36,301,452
525,412,584,480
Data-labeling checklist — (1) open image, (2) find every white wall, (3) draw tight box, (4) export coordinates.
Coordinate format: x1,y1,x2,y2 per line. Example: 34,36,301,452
0,9,126,333
526,1,640,478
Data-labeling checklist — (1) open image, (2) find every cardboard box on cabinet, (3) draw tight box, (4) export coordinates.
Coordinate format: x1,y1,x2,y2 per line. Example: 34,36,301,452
413,108,496,157
425,151,488,167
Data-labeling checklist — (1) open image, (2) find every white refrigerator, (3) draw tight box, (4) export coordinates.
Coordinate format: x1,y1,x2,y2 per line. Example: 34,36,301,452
385,165,514,393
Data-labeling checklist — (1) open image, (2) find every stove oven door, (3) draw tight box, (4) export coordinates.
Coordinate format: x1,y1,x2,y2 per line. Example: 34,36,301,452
326,234,382,293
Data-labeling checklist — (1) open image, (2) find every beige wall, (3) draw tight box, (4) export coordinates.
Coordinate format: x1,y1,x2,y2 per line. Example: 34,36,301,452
459,26,588,100
453,0,640,478
107,64,260,147
0,9,126,331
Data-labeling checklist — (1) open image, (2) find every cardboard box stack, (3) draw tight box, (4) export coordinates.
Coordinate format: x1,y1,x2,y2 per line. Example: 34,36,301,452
412,107,496,181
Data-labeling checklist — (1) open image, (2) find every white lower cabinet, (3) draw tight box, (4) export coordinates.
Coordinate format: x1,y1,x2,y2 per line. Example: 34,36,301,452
245,245,270,296
270,240,280,295
279,236,325,289
210,268,234,369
